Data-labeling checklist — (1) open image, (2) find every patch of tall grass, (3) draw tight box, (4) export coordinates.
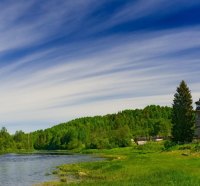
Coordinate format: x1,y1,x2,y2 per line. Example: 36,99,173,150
41,141,200,186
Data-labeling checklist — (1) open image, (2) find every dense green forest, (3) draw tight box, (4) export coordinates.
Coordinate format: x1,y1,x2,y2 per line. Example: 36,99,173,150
0,105,172,152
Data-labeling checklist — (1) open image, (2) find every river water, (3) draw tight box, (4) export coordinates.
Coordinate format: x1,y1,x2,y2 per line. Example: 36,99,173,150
0,153,100,186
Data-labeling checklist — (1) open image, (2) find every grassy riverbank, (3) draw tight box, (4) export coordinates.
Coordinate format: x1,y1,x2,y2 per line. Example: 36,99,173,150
39,142,200,186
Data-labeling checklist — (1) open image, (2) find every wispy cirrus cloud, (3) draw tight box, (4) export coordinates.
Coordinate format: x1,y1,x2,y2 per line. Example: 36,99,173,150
0,0,199,133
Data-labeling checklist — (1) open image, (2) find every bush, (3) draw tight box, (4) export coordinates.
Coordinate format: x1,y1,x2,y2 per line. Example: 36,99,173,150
67,139,82,150
163,140,176,150
193,144,200,152
87,138,111,149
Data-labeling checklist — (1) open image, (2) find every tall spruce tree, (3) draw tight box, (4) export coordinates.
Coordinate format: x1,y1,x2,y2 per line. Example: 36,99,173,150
172,80,195,143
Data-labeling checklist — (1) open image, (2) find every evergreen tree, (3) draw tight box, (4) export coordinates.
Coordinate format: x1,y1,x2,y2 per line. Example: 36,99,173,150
172,80,195,143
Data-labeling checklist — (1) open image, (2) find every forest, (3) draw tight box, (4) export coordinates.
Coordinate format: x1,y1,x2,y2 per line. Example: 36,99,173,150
0,105,172,152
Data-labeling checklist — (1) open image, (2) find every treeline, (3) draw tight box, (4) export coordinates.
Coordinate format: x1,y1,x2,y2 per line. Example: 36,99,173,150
0,128,33,153
0,105,172,152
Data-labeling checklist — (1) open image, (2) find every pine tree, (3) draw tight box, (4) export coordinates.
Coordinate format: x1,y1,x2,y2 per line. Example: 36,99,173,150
172,80,195,143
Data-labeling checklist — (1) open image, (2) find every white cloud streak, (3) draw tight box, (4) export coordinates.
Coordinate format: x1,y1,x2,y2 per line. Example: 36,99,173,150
0,1,199,133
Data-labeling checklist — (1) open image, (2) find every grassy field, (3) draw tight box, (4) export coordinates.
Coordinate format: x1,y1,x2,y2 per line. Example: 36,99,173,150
41,142,200,186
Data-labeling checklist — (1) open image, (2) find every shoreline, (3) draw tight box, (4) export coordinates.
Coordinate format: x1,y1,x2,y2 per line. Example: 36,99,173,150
39,142,200,186
2,142,200,186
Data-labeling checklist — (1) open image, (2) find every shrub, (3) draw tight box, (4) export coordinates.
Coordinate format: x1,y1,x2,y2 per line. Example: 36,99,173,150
163,140,176,150
193,144,200,152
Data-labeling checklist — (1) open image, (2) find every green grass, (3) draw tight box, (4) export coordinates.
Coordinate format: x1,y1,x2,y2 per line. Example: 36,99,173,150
41,142,200,186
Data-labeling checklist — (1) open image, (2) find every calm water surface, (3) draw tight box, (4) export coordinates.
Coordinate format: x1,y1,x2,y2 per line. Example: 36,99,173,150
0,153,101,186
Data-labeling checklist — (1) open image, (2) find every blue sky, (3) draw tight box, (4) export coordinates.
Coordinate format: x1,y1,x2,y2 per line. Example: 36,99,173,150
0,0,200,133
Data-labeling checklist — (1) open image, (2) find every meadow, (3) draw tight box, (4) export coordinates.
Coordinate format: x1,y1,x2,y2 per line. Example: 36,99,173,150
41,141,200,186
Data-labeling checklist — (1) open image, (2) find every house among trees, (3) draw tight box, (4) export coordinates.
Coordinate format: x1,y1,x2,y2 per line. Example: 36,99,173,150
195,99,200,138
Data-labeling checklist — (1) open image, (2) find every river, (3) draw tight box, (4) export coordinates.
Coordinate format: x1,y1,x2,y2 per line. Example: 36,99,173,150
0,153,101,186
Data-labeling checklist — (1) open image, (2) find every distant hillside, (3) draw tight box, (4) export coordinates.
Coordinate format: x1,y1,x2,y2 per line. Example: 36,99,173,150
31,105,172,150
0,105,172,152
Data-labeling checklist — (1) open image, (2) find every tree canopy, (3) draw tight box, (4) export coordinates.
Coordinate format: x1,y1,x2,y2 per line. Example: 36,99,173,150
0,105,172,152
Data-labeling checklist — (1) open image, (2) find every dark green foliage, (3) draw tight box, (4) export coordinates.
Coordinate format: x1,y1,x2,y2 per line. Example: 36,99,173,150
193,144,200,152
0,127,15,151
110,125,132,147
31,105,172,150
13,130,33,149
0,105,172,152
163,140,176,150
172,81,195,143
0,127,34,152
